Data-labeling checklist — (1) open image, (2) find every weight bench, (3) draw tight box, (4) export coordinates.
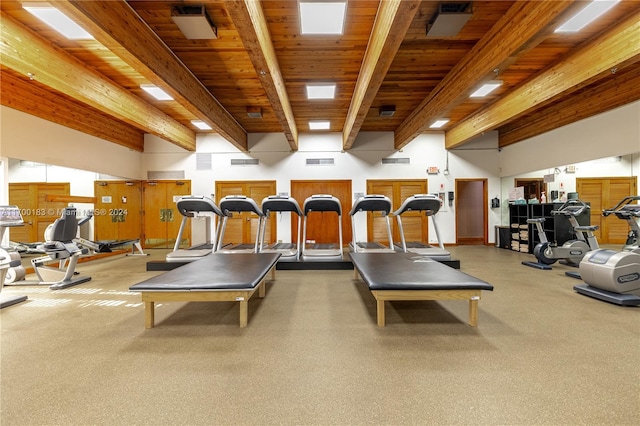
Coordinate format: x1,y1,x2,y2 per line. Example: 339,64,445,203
350,252,493,327
129,253,280,328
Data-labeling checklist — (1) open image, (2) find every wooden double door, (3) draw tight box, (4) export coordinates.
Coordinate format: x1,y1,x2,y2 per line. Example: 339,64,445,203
577,177,637,245
365,179,429,246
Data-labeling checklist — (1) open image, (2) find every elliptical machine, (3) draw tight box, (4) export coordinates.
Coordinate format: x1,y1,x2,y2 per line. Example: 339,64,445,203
573,196,640,306
522,199,599,270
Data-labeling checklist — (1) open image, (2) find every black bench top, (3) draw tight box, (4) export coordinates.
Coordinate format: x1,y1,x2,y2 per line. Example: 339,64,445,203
130,253,280,291
349,252,493,291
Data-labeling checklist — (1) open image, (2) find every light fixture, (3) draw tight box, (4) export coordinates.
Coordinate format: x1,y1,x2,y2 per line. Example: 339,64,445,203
427,2,473,37
171,4,218,39
23,3,94,40
430,119,450,129
140,84,173,101
306,83,336,99
191,120,212,130
470,80,503,98
309,120,330,130
379,105,396,117
246,107,263,118
299,1,347,35
555,0,620,33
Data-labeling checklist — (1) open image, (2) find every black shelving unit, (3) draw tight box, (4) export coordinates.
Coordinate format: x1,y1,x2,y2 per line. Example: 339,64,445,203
508,203,590,253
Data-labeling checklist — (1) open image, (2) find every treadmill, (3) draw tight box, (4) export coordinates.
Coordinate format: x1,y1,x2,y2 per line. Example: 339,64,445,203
259,195,303,262
166,196,224,263
217,195,265,254
349,194,395,253
393,194,451,260
302,194,343,261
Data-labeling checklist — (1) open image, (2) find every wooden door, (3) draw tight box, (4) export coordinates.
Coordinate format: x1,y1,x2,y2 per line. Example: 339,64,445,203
366,179,428,244
577,177,637,244
143,180,191,248
215,181,276,245
94,180,143,242
291,180,352,246
8,182,70,243
456,179,488,245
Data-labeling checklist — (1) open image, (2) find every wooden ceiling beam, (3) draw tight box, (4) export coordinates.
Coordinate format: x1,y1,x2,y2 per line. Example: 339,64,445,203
0,69,145,152
58,0,247,152
224,0,298,151
342,0,420,150
447,9,640,150
499,64,640,147
394,0,575,150
0,11,195,150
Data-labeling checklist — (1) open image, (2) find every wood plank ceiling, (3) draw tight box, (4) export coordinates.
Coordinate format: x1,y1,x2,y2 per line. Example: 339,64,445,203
1,0,639,154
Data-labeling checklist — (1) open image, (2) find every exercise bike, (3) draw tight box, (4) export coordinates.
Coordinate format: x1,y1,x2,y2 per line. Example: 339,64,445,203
573,196,640,306
522,199,599,271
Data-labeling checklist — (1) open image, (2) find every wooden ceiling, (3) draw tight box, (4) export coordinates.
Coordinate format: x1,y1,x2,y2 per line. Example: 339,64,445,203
1,0,639,154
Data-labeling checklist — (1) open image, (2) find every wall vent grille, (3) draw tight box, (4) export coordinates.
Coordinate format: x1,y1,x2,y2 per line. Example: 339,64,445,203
196,153,212,170
230,158,259,166
381,157,410,165
306,158,335,166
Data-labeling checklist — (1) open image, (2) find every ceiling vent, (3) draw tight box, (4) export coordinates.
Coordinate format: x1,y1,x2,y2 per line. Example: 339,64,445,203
246,106,263,118
379,105,396,117
171,4,218,39
427,2,473,37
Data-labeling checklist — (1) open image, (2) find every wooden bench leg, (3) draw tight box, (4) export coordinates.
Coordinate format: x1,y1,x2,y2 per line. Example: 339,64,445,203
258,279,266,298
376,299,386,327
469,297,479,327
239,299,248,328
144,301,155,329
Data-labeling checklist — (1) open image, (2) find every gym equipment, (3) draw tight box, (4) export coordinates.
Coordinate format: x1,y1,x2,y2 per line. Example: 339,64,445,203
302,194,343,261
217,195,265,253
0,206,28,307
573,249,640,306
349,194,395,253
602,195,640,252
393,194,451,260
130,252,281,328
25,207,92,290
350,252,493,327
259,195,303,261
166,196,224,262
522,199,599,271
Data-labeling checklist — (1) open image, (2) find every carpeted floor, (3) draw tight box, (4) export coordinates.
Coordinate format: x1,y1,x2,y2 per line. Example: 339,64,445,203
1,246,638,425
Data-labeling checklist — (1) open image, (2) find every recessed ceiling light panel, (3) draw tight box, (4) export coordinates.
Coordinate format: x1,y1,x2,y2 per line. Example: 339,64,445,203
430,119,450,129
470,80,503,98
555,0,620,33
191,120,212,130
306,83,336,99
140,84,174,101
23,3,94,40
309,120,331,130
299,1,347,35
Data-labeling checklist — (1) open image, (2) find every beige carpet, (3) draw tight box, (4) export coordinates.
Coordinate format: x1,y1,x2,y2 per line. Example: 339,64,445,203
1,246,638,425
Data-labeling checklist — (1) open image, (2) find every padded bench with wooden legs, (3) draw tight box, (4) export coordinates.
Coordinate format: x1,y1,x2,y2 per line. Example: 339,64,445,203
129,253,280,328
350,252,493,327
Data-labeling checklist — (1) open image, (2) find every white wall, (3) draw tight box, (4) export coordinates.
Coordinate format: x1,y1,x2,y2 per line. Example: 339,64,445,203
0,106,144,180
2,101,638,246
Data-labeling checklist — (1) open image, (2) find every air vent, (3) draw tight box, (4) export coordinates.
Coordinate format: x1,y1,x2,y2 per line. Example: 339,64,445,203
196,153,212,170
427,2,473,37
381,157,410,165
246,106,263,118
230,159,259,166
147,170,185,180
306,158,335,166
379,105,396,117
171,4,218,40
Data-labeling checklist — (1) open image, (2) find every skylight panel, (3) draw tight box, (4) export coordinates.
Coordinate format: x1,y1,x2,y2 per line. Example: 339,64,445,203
309,120,331,130
555,0,620,33
470,81,503,98
23,3,94,40
429,119,450,129
140,84,174,101
191,120,212,130
299,1,347,35
306,83,336,99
